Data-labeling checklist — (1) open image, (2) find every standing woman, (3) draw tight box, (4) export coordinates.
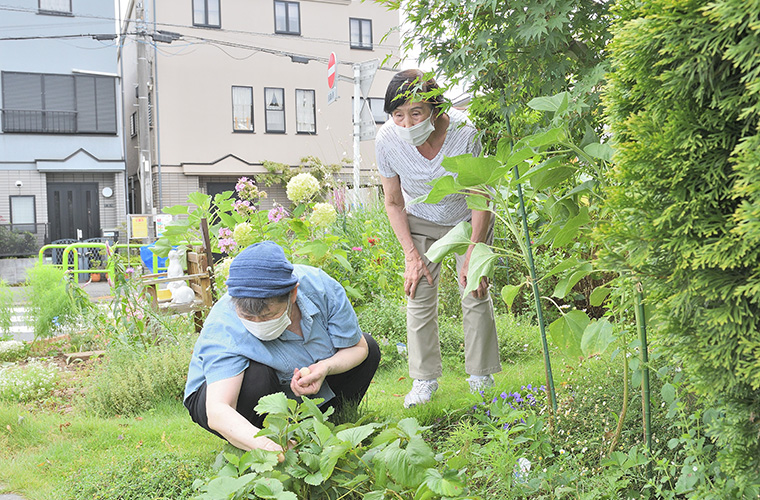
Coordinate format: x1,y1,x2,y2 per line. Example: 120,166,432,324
375,69,501,408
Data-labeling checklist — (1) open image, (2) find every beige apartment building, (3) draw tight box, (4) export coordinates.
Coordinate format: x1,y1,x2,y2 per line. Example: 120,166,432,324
119,0,400,215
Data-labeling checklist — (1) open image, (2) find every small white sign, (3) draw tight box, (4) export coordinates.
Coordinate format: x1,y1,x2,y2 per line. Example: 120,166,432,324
155,214,173,237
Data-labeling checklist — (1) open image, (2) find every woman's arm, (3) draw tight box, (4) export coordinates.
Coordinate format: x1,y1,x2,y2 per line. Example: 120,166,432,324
291,335,369,396
380,175,433,298
206,374,284,453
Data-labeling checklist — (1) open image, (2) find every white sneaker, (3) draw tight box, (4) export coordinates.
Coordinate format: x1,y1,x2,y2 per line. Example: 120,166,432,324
403,379,438,408
467,374,495,393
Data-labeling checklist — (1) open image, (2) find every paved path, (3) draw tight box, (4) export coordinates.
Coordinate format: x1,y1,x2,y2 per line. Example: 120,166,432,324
8,281,113,342
0,494,26,500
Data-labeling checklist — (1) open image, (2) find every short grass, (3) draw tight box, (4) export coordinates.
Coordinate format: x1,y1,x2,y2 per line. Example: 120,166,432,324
0,313,567,499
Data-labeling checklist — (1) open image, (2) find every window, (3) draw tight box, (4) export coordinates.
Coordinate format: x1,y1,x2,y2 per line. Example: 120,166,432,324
1,71,117,134
295,89,316,134
130,112,137,137
232,86,253,132
274,1,300,35
39,0,71,14
193,0,221,27
10,196,36,233
264,87,285,133
350,18,372,50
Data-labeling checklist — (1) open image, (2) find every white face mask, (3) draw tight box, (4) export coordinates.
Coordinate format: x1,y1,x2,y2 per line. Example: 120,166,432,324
239,300,292,341
395,116,436,146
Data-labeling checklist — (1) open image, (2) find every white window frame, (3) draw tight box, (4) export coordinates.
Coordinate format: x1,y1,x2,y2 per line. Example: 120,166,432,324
295,89,316,134
232,86,254,132
264,87,286,133
10,195,37,233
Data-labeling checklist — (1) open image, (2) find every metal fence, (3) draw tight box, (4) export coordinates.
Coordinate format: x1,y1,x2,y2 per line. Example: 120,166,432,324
0,223,48,258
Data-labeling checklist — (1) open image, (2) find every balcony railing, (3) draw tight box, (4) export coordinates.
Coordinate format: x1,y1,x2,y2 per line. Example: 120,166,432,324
1,109,77,134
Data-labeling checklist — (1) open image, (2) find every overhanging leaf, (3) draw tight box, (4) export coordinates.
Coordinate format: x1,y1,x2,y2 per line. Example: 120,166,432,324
552,262,593,298
589,287,611,307
425,222,472,262
424,468,466,496
441,154,500,186
549,310,589,358
336,423,380,447
411,175,465,205
581,319,615,356
501,284,524,310
583,142,614,162
254,393,290,416
552,207,590,249
464,243,498,296
528,92,569,114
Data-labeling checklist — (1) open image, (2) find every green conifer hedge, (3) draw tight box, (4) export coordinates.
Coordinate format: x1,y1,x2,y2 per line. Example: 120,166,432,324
601,0,760,488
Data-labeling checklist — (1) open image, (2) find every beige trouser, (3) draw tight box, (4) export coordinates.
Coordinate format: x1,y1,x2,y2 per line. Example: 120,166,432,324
406,214,502,380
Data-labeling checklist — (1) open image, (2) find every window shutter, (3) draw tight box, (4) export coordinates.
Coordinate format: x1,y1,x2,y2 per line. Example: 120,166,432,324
3,73,42,110
95,77,117,133
76,76,97,132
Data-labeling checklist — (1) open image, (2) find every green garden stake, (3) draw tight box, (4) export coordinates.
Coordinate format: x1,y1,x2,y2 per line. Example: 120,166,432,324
513,165,557,412
635,282,653,476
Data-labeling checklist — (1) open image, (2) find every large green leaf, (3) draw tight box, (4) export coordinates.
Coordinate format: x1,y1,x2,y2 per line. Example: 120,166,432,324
501,284,524,310
525,127,565,148
552,262,593,298
440,154,500,186
411,175,464,205
528,92,569,114
187,191,211,211
583,142,614,161
531,166,575,192
424,468,466,496
549,310,589,358
295,241,329,259
424,222,472,262
581,319,615,356
162,204,189,216
552,207,590,249
589,286,611,307
464,243,498,296
254,393,290,416
465,193,490,211
542,256,580,281
336,423,380,447
375,441,425,489
253,477,297,499
362,492,385,500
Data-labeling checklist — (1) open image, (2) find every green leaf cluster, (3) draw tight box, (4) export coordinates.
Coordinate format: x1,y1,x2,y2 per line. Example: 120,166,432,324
601,0,760,488
193,393,476,499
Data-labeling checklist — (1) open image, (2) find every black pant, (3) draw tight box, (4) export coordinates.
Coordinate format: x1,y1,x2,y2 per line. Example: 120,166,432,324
184,333,380,439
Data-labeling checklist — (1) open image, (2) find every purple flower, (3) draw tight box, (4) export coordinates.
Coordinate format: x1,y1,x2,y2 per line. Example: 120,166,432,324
218,238,237,254
500,392,508,399
219,227,233,238
268,205,287,223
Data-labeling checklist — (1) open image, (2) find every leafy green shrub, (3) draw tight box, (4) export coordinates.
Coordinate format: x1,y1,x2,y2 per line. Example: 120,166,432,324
496,313,542,363
0,340,27,362
193,393,474,500
25,264,92,339
356,295,406,344
84,335,194,416
602,0,760,487
0,226,37,257
0,359,58,402
66,452,208,500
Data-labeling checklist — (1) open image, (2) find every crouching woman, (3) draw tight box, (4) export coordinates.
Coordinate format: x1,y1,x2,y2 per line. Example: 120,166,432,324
183,241,380,453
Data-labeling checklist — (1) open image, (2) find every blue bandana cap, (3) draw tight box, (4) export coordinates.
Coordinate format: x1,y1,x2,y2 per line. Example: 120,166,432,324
226,241,298,298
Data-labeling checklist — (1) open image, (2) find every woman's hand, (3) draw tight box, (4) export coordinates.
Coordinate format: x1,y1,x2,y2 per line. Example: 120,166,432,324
405,255,434,299
290,364,327,396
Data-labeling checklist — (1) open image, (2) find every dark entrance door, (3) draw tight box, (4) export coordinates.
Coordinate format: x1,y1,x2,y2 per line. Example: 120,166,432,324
47,182,100,241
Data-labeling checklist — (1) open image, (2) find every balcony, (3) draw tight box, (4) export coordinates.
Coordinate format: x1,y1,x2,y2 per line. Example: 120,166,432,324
1,109,77,134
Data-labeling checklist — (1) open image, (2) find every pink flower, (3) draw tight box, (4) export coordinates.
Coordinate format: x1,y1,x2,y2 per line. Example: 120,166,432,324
218,238,237,254
268,205,288,223
234,199,255,217
218,227,233,238
352,246,363,252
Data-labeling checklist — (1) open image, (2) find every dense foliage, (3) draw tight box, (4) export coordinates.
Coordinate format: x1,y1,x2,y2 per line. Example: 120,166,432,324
379,0,613,144
601,0,760,490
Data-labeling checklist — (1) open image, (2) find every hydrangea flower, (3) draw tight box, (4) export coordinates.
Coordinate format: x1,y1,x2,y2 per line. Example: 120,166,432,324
286,173,320,203
310,202,337,227
233,222,255,249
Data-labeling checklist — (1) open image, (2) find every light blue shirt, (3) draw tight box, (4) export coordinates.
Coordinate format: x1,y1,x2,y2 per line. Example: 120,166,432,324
184,264,362,404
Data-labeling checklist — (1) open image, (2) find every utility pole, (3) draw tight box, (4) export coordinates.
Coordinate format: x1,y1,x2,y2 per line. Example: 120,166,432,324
136,1,154,219
352,64,362,208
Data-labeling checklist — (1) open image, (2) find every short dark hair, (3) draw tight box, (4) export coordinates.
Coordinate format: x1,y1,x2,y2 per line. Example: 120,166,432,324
232,291,290,317
383,69,446,115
